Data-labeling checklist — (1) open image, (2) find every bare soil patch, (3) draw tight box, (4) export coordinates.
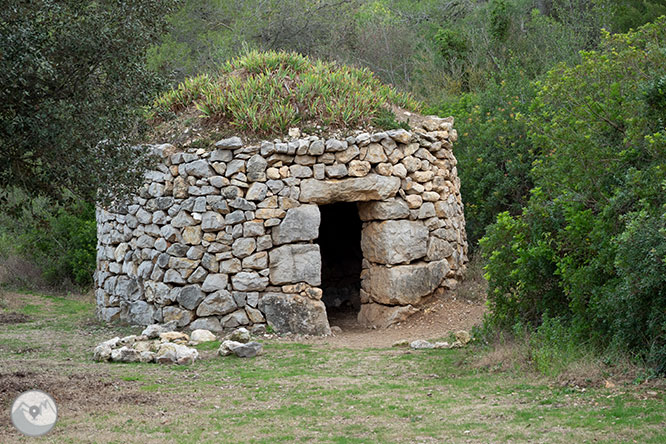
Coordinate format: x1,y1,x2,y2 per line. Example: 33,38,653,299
0,312,30,324
307,293,486,349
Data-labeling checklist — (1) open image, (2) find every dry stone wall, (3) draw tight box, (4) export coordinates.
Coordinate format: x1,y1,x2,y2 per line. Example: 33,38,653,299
95,116,467,335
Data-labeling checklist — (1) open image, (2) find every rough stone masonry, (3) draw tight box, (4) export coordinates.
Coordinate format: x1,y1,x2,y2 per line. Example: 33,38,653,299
95,115,468,335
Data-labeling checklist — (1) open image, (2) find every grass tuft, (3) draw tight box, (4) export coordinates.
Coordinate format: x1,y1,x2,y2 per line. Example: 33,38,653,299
149,50,420,136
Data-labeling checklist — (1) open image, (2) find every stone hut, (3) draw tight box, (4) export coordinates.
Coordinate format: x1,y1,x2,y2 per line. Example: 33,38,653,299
95,117,467,335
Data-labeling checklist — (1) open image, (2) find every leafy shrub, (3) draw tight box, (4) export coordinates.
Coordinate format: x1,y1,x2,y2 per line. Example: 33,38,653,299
431,77,538,247
0,189,96,288
150,50,420,135
481,18,666,372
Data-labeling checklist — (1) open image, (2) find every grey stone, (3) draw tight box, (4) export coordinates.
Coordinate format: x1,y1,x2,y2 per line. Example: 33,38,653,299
227,327,251,343
210,149,233,162
229,197,255,211
221,310,250,328
325,138,347,152
190,317,223,333
231,272,269,291
232,237,256,258
325,164,347,178
225,210,245,225
361,260,449,306
309,139,325,155
215,136,243,149
185,160,214,178
358,199,410,221
269,244,321,286
225,159,246,177
300,175,400,204
361,220,428,264
201,211,225,232
201,274,229,292
177,285,205,310
232,341,263,358
259,293,331,335
127,301,155,325
242,252,268,269
247,154,268,181
167,243,189,256
172,211,195,228
196,290,236,316
164,269,186,284
271,205,320,245
410,339,435,350
219,258,242,274
246,182,268,201
426,237,454,260
162,306,194,327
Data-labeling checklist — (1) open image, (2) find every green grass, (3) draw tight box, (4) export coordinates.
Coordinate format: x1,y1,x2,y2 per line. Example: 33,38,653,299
0,290,664,443
150,50,420,136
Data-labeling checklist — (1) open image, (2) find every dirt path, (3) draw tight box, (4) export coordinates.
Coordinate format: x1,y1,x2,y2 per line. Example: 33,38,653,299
295,294,486,349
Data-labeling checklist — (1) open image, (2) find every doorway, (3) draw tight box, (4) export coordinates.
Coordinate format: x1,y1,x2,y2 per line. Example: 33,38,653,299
316,202,363,326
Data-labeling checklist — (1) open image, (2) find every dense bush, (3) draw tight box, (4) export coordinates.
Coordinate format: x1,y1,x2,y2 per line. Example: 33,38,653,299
0,190,96,288
432,78,538,246
481,19,666,371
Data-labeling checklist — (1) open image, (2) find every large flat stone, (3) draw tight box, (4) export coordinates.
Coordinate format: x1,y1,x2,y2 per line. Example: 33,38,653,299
271,205,320,245
358,199,410,221
361,220,428,264
300,175,400,204
269,244,321,286
361,260,449,305
259,293,331,335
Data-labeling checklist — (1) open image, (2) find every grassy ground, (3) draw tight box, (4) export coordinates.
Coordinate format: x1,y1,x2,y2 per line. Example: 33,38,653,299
0,290,664,443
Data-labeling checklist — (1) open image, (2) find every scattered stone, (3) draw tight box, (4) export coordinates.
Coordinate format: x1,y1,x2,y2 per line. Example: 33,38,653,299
159,331,190,343
227,327,251,343
190,329,217,344
232,341,263,358
410,339,435,350
455,330,471,344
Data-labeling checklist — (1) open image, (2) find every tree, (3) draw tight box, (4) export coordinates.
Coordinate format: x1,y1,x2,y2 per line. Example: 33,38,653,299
0,0,180,203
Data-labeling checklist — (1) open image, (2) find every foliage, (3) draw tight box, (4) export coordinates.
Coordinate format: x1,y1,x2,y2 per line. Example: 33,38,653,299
0,189,96,287
0,0,179,204
433,77,538,246
150,50,419,135
481,18,666,371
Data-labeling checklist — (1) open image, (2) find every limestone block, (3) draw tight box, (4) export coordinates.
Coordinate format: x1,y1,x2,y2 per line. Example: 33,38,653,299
426,237,454,261
259,293,331,335
269,244,321,286
271,205,320,245
177,285,205,310
361,220,428,264
358,199,410,221
231,272,269,291
201,211,225,232
361,260,449,305
162,305,193,327
196,290,237,316
300,175,400,204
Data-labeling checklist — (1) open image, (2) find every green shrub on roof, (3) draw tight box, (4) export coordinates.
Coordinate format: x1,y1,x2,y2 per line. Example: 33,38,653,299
151,50,420,135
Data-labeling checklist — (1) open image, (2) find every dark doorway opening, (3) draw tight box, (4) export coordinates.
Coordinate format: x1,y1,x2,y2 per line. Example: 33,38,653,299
316,202,363,326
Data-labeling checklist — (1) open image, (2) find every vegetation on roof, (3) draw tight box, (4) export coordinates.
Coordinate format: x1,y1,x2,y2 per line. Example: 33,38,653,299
150,50,420,135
